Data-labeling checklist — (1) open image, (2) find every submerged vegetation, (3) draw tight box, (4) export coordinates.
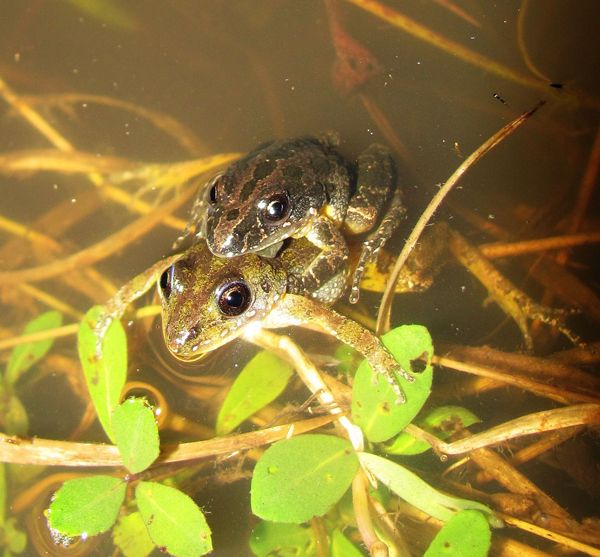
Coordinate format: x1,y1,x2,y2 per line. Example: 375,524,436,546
0,1,599,556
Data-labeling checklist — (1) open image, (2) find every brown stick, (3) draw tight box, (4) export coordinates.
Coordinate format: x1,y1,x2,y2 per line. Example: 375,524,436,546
0,414,338,467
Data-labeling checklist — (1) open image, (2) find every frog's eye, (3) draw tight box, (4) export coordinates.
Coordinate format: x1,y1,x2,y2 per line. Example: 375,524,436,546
209,184,217,204
206,173,222,205
159,266,175,301
217,280,252,317
261,193,291,224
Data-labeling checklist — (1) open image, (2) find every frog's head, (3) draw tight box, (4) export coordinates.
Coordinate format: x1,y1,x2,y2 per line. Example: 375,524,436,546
204,139,334,257
159,242,287,359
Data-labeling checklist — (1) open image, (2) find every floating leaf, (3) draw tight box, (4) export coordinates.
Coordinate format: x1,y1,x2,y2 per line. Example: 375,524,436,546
113,512,156,557
6,311,63,385
48,475,126,536
352,325,433,443
251,434,358,524
216,350,293,435
78,306,127,442
331,528,363,557
424,510,491,557
358,453,502,528
385,406,481,455
112,398,160,474
136,481,212,557
249,521,315,557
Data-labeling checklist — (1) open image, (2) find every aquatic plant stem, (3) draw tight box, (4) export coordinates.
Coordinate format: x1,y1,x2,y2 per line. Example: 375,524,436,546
248,328,364,450
0,414,338,467
376,101,545,335
0,181,197,285
497,512,600,557
353,470,389,556
343,0,592,105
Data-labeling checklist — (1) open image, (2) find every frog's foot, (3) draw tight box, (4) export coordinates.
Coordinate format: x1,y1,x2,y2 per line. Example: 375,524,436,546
370,365,414,405
349,186,406,303
449,230,584,351
94,310,115,360
491,292,584,352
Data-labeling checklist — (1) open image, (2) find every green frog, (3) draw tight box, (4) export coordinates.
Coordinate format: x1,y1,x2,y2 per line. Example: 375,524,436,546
95,239,413,404
175,135,405,303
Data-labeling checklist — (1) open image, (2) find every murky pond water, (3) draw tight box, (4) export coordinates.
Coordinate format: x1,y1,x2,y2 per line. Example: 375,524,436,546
0,1,598,555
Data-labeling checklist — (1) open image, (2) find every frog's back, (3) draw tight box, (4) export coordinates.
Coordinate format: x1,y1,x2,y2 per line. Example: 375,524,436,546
206,137,351,257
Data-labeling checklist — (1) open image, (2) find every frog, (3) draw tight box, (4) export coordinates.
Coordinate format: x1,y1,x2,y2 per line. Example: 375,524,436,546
94,238,413,404
158,241,413,403
174,134,406,304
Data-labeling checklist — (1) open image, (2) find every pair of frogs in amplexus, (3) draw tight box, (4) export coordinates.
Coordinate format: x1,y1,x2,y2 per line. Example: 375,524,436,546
95,134,415,403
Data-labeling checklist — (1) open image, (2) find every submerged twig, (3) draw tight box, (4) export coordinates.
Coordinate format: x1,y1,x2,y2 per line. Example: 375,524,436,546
376,101,545,334
404,404,600,455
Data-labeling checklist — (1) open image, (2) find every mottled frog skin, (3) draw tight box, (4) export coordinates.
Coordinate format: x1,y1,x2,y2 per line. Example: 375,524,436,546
94,239,413,404
176,135,405,303
159,242,413,402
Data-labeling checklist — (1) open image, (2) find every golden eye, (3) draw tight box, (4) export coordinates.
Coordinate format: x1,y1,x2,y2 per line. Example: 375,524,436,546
217,280,252,316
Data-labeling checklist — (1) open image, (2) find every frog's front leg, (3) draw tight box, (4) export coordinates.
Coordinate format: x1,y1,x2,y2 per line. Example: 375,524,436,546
94,253,183,358
273,294,414,404
344,144,407,303
301,216,350,299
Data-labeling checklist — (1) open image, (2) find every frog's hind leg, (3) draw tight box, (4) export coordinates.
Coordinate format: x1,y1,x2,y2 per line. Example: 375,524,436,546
349,186,406,303
302,216,350,298
276,294,414,404
309,271,349,304
344,145,406,303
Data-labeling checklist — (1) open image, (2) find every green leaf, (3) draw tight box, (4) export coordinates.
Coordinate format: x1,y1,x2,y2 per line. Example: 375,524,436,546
48,475,126,536
358,453,502,528
135,481,212,557
78,306,127,442
2,395,29,436
352,325,433,443
331,528,363,557
249,521,315,557
112,398,160,474
334,345,361,376
385,406,481,456
113,512,156,557
424,510,491,557
6,311,63,385
251,434,359,524
216,350,293,435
